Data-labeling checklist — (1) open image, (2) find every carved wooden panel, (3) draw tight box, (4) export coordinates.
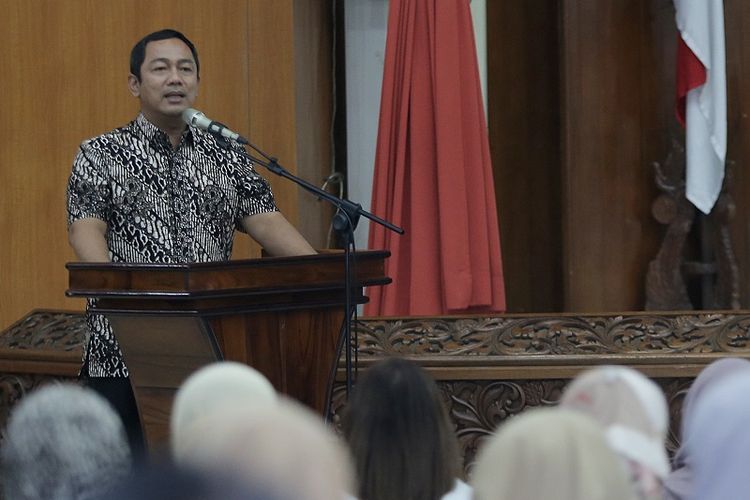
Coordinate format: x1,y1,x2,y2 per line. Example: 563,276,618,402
334,315,750,476
0,310,87,351
331,376,693,478
353,314,750,355
2,309,748,477
0,311,86,434
646,139,740,311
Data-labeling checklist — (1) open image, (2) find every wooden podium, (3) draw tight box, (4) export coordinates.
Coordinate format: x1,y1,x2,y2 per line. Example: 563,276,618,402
66,251,389,448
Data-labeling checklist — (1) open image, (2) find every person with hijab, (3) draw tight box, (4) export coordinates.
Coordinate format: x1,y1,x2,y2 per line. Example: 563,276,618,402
682,369,750,500
179,398,355,500
471,408,637,500
560,366,670,500
663,357,750,500
170,361,278,459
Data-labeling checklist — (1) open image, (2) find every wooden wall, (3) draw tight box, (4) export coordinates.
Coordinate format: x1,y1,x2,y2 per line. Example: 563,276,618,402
488,1,563,313
725,0,750,311
0,0,333,329
489,0,750,313
6,0,750,327
560,0,670,311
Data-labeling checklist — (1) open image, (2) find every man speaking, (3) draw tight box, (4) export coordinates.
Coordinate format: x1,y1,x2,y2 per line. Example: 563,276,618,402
66,29,315,449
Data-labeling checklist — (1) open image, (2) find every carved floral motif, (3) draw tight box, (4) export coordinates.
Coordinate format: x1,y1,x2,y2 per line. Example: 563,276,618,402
353,314,750,355
0,310,87,351
332,377,694,477
0,310,745,476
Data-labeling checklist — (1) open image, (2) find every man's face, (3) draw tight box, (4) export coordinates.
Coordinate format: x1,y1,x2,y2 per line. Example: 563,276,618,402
128,38,199,125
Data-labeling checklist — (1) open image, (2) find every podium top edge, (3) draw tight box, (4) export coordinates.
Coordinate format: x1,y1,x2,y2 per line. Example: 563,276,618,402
65,249,390,271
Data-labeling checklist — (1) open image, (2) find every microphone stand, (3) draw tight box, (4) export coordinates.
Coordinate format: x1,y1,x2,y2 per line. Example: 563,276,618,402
231,136,403,407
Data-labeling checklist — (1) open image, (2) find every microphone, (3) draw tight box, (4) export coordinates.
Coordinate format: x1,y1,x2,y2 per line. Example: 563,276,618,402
182,108,248,144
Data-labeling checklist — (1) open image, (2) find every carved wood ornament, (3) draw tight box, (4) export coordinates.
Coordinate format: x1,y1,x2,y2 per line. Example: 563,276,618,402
646,138,740,310
4,310,750,477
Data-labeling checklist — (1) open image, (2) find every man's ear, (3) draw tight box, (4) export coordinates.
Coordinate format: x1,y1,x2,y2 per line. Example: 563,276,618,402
127,74,140,97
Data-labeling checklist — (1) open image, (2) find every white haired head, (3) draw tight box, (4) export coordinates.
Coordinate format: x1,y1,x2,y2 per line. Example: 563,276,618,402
1,383,131,500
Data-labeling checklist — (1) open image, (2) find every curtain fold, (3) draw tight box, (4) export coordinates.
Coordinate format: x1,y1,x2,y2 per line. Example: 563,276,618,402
366,0,505,316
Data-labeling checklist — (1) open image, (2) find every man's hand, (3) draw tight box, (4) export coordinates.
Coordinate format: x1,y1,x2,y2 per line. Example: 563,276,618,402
241,211,316,257
68,218,110,262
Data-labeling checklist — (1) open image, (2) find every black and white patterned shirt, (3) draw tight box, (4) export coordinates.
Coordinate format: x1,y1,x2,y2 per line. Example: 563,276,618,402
67,113,277,377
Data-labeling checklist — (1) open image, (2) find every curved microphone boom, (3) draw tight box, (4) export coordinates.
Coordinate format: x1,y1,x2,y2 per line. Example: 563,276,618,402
181,108,248,144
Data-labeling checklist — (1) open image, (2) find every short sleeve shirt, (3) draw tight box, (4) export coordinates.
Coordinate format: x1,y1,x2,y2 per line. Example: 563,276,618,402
67,113,277,376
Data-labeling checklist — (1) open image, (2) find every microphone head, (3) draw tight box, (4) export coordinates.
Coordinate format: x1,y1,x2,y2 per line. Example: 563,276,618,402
182,108,203,126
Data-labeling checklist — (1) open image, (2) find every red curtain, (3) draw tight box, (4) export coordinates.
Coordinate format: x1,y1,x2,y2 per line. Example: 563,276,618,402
365,0,506,316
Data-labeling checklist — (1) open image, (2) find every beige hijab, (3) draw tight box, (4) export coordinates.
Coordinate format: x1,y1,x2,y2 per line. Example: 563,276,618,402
179,397,355,500
170,361,278,459
472,408,637,500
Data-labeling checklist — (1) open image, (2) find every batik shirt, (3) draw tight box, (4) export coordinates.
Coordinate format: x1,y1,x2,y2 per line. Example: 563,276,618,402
67,113,277,377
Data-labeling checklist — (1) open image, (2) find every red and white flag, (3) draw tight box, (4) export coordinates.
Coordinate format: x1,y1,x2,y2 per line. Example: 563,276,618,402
674,0,727,214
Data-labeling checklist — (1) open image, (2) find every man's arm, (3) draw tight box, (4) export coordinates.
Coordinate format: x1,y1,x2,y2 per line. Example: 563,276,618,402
241,211,316,257
68,218,110,262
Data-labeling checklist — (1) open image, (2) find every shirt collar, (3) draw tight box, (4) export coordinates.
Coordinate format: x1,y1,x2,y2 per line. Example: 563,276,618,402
134,113,194,149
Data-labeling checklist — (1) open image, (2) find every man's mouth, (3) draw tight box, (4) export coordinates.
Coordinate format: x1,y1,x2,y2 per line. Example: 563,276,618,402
164,91,186,101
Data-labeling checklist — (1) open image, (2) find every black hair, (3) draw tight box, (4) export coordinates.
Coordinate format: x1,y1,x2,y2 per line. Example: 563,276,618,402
130,29,200,81
343,357,460,500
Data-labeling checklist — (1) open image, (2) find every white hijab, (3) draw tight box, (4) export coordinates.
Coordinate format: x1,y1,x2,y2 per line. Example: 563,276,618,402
560,365,670,495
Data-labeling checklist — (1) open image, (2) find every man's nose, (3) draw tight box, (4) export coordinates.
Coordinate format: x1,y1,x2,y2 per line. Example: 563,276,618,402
167,67,184,85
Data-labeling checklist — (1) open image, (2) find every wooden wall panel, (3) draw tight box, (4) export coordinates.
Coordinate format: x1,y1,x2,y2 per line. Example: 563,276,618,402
0,0,333,329
240,0,335,253
487,1,563,313
725,0,750,308
486,0,710,313
560,0,670,311
246,0,298,228
293,0,336,249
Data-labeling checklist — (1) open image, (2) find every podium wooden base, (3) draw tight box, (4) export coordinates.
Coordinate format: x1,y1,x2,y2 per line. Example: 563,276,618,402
67,251,389,449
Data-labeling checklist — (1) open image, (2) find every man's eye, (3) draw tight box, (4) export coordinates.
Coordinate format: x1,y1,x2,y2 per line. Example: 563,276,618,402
153,66,167,72
180,67,194,73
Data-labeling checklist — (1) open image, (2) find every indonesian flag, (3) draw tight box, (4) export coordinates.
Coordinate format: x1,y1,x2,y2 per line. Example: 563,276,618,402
674,0,727,215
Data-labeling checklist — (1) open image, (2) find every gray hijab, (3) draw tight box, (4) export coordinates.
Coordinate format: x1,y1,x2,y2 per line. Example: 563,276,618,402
685,370,750,500
662,357,750,500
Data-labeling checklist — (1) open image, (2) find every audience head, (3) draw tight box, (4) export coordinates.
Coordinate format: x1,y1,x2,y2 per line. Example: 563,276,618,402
560,366,669,498
663,357,750,500
343,357,460,500
471,408,637,500
1,383,131,500
171,361,277,458
683,369,750,500
177,397,354,500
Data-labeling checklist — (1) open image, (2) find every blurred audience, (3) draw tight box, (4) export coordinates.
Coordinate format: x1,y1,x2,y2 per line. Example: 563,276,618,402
10,356,750,500
560,366,669,499
343,357,469,500
682,369,750,500
174,388,353,500
1,383,131,500
471,408,637,500
663,357,750,500
170,361,277,459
